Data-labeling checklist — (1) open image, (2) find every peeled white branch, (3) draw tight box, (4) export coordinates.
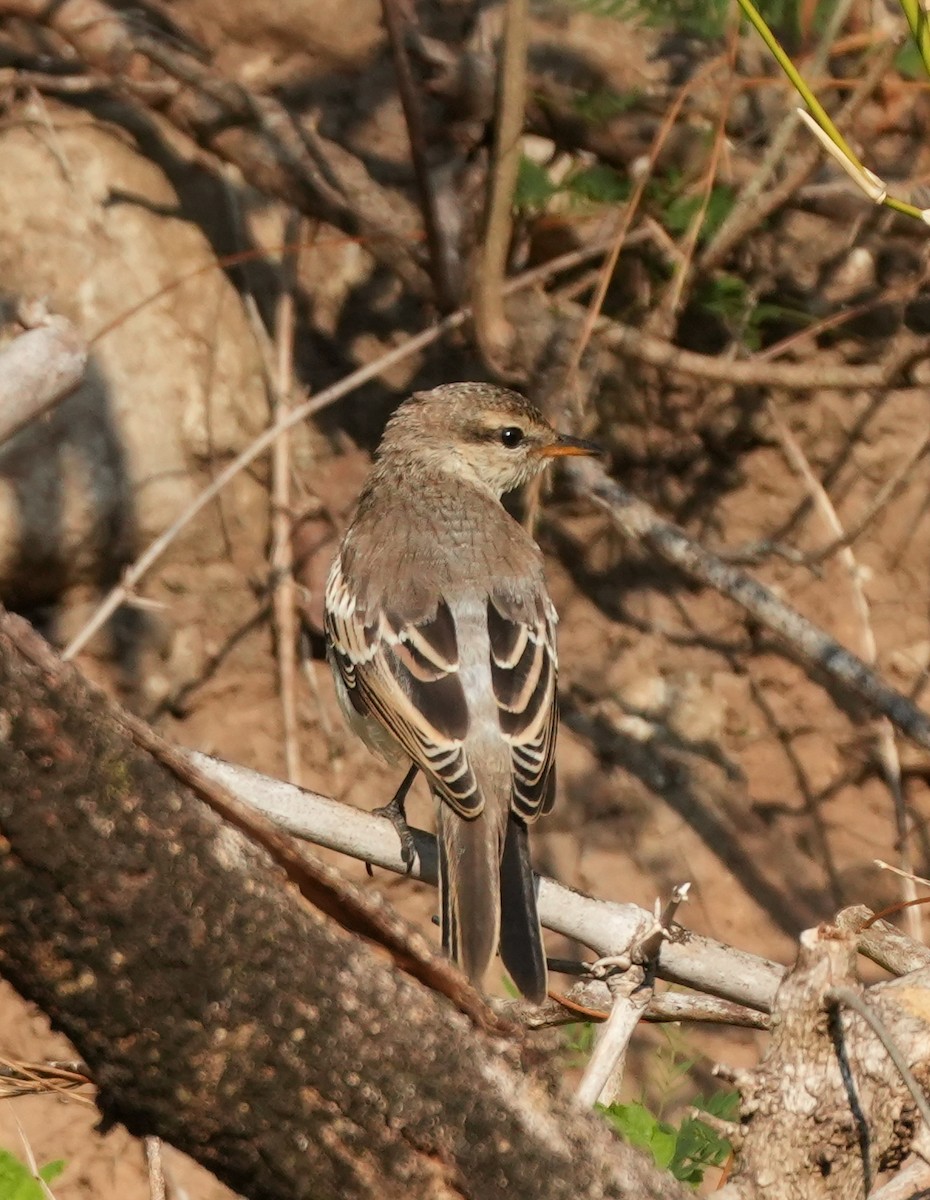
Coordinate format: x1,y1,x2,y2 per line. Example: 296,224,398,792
0,317,87,446
189,752,786,1013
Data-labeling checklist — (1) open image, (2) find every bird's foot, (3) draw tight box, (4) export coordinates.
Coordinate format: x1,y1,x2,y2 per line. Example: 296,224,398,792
368,764,419,875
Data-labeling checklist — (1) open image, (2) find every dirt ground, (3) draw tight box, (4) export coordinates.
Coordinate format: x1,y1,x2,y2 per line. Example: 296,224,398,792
2,0,930,1195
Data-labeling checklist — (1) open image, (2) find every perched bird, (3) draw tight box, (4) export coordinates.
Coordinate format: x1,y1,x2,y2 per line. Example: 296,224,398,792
324,382,599,1001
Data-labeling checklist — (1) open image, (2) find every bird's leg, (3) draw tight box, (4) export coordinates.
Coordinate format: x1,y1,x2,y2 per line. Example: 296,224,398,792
371,763,419,874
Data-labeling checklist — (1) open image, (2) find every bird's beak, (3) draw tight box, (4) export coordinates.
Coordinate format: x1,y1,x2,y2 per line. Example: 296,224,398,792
539,433,603,459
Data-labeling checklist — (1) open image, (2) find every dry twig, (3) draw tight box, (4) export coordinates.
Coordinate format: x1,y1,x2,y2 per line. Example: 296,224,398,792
472,0,528,373
565,456,930,753
270,214,304,786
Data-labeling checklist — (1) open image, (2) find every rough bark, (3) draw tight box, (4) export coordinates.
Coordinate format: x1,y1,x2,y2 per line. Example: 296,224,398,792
0,611,685,1200
725,925,930,1200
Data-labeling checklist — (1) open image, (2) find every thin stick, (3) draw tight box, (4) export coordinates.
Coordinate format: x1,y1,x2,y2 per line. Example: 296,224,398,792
563,55,721,386
380,0,456,308
594,311,917,390
575,965,651,1107
271,213,304,786
472,0,528,371
659,25,738,325
565,456,930,753
144,1137,167,1200
768,402,920,941
806,431,930,564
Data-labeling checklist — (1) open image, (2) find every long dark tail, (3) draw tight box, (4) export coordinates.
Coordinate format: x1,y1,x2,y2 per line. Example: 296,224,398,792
498,817,547,1003
437,803,502,990
438,804,547,1002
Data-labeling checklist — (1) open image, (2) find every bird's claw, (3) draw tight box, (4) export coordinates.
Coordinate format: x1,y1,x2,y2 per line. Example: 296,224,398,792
372,797,417,874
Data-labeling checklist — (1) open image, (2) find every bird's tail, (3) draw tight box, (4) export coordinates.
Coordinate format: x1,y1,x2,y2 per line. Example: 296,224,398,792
437,802,502,991
498,817,547,1003
437,803,547,1003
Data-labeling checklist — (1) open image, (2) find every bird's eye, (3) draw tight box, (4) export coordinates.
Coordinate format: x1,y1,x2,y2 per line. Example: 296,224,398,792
499,426,524,448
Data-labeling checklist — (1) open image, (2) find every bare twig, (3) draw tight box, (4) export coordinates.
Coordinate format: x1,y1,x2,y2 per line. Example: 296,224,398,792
594,312,918,391
576,886,689,1107
380,0,456,307
575,964,652,1107
270,213,304,786
14,1114,57,1200
806,431,930,564
503,985,771,1030
0,1057,92,1101
565,456,930,753
144,1137,167,1200
472,0,528,373
563,57,720,388
0,314,87,446
836,905,930,976
188,750,787,1014
658,28,738,326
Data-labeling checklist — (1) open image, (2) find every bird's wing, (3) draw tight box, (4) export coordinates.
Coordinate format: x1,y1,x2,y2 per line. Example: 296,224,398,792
487,587,558,822
325,555,482,816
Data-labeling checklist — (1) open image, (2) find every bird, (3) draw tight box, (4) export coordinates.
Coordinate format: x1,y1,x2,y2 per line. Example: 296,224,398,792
323,382,600,1002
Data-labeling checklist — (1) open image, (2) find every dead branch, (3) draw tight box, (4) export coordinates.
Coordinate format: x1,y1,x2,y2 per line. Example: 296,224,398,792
0,608,686,1200
593,313,919,391
565,457,930,754
190,749,788,1015
0,314,87,446
836,907,930,977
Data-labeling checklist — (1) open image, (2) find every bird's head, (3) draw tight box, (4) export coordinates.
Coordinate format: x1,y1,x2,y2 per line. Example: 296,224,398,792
378,383,601,496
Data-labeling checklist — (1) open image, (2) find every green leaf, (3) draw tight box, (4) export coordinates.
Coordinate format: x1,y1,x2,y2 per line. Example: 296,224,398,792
662,185,736,242
565,163,630,205
40,1160,66,1184
600,1101,678,1169
569,87,641,125
896,39,928,80
0,1148,65,1199
514,156,559,213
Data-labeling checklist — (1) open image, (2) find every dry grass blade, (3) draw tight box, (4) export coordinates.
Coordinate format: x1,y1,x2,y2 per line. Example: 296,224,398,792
0,1056,93,1102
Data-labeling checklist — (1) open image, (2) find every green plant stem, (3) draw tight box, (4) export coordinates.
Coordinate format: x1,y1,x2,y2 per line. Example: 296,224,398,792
737,0,929,223
897,0,930,79
735,0,863,168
